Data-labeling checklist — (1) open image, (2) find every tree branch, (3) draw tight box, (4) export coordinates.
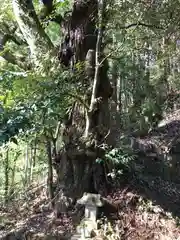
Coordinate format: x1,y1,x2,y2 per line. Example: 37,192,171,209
8,34,27,46
0,34,28,69
67,93,89,110
40,0,63,24
12,0,54,64
1,23,28,46
119,22,164,30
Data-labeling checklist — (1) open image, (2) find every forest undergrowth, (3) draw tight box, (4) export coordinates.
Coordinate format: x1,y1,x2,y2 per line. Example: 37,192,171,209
1,110,180,239
0,180,180,240
1,107,180,240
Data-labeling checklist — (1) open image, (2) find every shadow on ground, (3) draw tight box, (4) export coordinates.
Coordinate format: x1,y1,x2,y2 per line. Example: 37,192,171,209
127,120,180,219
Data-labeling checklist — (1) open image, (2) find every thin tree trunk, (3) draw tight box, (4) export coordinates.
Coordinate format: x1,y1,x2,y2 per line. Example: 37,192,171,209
85,0,107,137
4,149,9,204
109,60,121,146
116,76,121,113
24,143,29,187
9,151,21,199
46,139,54,202
33,138,38,167
29,145,33,183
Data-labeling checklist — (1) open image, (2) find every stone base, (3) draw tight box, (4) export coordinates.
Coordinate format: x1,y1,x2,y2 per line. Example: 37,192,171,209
71,218,97,239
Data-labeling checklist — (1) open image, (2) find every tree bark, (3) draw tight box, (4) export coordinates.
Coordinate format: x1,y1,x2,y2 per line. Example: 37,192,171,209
0,34,27,69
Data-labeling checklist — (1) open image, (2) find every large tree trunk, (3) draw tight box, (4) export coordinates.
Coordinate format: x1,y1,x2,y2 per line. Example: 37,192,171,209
13,0,113,208
54,0,113,202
